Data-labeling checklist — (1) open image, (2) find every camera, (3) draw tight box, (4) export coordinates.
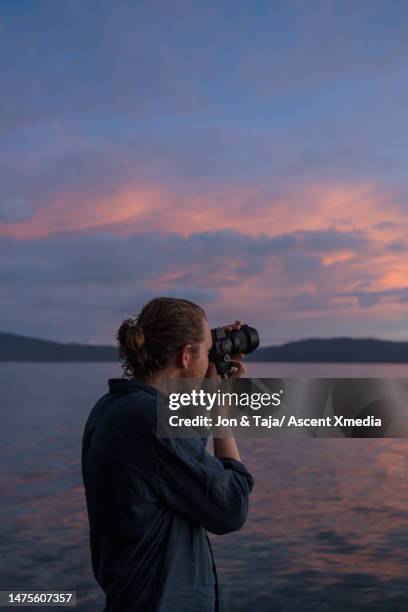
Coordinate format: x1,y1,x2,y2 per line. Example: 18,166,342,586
209,324,259,377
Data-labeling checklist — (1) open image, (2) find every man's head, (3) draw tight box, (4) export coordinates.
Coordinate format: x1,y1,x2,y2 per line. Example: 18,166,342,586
117,297,213,382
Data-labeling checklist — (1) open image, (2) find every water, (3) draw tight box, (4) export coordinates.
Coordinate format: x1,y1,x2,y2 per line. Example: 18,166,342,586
0,362,407,611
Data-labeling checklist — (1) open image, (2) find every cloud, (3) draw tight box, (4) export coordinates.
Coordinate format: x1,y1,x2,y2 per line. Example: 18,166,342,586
0,177,401,245
1,225,406,343
301,229,370,252
337,287,408,308
0,197,32,222
386,240,406,253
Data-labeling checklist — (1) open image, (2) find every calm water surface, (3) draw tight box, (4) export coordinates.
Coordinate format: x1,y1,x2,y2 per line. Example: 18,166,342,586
0,362,407,611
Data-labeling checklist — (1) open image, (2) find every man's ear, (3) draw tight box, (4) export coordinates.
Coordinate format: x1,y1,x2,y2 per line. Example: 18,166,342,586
179,344,192,371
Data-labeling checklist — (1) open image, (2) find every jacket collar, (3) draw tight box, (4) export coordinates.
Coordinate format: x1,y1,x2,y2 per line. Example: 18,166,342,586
108,378,157,397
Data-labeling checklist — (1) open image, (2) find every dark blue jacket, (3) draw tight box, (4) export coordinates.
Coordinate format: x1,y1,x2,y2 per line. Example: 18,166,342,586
81,378,255,612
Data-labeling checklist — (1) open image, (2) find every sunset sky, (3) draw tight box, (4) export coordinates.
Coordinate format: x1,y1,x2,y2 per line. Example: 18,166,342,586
1,0,408,345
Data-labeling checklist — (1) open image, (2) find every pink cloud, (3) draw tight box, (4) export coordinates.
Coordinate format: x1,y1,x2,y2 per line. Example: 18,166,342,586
1,178,407,342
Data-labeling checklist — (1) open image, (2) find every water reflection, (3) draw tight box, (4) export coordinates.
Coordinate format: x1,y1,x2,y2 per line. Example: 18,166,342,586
211,438,408,610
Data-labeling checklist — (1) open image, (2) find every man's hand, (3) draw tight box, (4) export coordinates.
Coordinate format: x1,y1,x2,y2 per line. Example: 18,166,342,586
228,357,246,378
205,319,247,379
205,358,245,379
222,319,246,378
205,362,219,379
223,320,242,333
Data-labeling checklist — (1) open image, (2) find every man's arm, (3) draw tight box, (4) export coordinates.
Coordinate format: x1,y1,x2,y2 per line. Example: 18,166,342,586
213,436,241,462
211,353,245,462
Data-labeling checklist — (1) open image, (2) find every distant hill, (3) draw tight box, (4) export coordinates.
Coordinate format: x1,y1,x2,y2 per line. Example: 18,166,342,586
1,332,408,363
0,332,117,362
246,337,408,363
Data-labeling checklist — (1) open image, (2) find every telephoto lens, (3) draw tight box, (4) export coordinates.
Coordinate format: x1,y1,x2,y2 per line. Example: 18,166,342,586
209,324,260,377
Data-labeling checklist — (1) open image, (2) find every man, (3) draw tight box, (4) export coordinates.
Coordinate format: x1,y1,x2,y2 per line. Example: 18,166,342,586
81,297,255,611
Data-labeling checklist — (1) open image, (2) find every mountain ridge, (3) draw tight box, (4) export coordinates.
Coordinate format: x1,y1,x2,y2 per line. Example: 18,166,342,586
1,332,408,363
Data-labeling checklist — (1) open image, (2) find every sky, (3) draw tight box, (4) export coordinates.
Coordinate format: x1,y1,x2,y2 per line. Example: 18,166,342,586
1,0,408,345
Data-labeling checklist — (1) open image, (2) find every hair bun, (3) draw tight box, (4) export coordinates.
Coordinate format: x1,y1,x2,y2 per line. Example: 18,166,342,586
129,324,145,351
117,319,145,352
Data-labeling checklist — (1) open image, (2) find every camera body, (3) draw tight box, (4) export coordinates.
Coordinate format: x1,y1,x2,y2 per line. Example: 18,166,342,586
209,324,259,377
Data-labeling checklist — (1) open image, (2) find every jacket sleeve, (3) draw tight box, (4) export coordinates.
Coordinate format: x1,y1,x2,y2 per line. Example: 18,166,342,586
149,433,255,535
